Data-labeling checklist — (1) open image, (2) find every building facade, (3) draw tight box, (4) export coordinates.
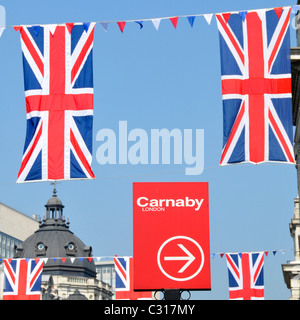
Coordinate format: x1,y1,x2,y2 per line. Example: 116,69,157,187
0,190,114,300
282,3,300,300
0,202,40,299
95,260,116,299
0,202,39,260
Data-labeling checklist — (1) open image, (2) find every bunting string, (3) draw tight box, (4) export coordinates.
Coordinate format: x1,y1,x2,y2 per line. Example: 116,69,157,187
0,4,297,35
0,248,292,265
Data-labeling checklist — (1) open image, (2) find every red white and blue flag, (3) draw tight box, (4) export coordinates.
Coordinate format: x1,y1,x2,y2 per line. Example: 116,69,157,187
15,23,96,182
3,258,44,300
225,252,264,300
114,256,152,300
216,8,295,166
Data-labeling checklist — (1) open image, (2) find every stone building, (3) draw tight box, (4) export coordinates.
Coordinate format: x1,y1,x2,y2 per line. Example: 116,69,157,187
13,188,113,300
282,1,300,300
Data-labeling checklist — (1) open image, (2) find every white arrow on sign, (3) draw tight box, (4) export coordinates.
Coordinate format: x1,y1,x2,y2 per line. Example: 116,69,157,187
164,244,196,273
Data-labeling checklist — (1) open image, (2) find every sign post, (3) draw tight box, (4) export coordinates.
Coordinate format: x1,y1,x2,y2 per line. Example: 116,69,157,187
133,182,211,293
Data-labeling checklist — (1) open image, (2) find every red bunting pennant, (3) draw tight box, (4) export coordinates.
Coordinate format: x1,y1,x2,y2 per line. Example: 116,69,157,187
87,257,93,263
13,26,22,32
170,17,179,29
61,258,67,263
223,13,231,23
117,21,126,33
66,23,74,33
274,7,283,18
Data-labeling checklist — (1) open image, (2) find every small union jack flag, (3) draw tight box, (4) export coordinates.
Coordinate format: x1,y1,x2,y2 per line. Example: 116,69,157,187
3,258,44,300
114,256,152,300
225,252,264,300
216,7,294,165
15,23,96,182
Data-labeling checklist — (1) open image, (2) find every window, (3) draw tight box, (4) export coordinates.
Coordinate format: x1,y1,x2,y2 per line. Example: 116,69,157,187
0,232,22,260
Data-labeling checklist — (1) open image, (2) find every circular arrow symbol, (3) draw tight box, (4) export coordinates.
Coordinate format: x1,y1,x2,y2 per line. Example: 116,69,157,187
157,236,205,281
164,244,196,273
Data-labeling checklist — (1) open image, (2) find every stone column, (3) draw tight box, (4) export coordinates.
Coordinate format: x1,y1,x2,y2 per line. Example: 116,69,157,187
281,109,300,300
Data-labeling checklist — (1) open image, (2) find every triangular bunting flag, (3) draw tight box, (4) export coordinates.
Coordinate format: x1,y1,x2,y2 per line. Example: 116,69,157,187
211,253,215,259
70,257,76,263
170,16,179,29
152,18,161,31
222,13,231,23
35,258,40,264
203,13,213,25
273,251,277,256
264,251,269,256
13,26,22,32
220,253,224,258
239,11,247,21
274,7,283,19
53,258,57,262
96,257,101,261
83,22,90,32
66,23,74,33
87,257,93,263
117,21,126,33
25,258,30,263
135,21,143,29
187,16,195,27
32,25,40,35
48,24,57,35
61,258,67,263
292,5,300,14
100,22,109,32
256,9,265,21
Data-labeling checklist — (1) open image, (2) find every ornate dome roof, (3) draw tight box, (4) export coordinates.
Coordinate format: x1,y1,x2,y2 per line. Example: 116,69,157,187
14,188,96,278
45,188,64,207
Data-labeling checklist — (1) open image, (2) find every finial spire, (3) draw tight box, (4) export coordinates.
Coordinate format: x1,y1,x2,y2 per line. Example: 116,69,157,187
50,181,57,197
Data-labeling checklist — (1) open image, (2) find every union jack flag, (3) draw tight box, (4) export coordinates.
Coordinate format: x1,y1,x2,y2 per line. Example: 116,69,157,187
225,252,264,300
3,258,44,300
15,23,96,182
216,7,295,165
114,256,152,300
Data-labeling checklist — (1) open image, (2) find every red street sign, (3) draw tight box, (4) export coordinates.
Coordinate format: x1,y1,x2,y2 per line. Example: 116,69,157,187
133,182,211,291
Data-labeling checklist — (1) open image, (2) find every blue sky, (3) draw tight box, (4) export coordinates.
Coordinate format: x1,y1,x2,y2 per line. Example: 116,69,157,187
0,0,298,300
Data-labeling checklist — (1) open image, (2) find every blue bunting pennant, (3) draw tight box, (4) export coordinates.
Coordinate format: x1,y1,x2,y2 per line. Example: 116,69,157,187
239,11,247,21
83,22,90,32
135,21,143,29
187,16,195,27
32,25,40,35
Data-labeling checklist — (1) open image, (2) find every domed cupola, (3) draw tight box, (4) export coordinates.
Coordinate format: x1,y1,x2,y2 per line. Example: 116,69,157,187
44,187,65,224
14,188,96,278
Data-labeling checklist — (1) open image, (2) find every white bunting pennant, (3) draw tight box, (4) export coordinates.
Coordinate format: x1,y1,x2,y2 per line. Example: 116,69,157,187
203,13,213,25
151,18,161,31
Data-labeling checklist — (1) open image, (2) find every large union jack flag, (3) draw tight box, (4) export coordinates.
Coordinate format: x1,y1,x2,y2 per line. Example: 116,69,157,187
3,258,44,300
225,252,264,300
114,256,152,300
15,23,96,182
216,7,295,165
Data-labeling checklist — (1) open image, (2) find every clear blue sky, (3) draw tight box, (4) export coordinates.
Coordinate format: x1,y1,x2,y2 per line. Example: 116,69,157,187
0,0,297,300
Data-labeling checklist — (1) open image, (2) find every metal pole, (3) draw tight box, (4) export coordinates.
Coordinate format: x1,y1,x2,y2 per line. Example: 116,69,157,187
164,289,181,300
